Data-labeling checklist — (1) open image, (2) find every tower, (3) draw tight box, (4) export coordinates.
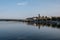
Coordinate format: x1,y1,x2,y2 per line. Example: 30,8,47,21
38,14,40,18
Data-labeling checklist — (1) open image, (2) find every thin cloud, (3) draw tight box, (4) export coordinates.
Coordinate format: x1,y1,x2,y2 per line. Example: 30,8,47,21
17,2,28,6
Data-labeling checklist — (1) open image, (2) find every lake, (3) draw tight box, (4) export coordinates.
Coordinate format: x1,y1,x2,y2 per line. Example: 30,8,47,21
0,21,60,40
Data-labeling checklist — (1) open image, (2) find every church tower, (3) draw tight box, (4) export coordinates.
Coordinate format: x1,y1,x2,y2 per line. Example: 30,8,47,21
38,14,40,18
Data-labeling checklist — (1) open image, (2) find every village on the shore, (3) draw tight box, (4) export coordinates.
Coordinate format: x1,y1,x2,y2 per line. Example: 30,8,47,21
0,14,60,25
25,14,60,25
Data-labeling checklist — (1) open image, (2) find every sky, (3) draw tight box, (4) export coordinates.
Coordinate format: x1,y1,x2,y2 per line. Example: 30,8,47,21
0,0,60,19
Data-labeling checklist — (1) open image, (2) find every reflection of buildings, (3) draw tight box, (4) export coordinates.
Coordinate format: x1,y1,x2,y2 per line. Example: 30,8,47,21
26,22,60,29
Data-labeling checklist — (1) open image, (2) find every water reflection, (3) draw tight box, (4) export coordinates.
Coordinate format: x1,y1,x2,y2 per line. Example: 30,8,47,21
0,22,60,40
26,22,60,29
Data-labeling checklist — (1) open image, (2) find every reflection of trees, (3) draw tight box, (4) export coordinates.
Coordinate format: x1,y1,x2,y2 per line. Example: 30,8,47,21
26,22,34,25
35,23,41,29
26,22,60,29
51,17,60,21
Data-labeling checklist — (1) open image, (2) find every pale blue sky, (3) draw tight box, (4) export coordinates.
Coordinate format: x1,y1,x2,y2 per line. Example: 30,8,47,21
0,0,60,19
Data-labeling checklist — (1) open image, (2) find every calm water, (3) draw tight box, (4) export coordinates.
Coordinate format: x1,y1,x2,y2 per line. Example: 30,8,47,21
0,21,60,40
